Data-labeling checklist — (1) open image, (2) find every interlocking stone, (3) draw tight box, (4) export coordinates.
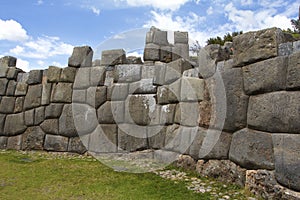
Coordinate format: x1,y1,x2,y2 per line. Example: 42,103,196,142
41,83,52,105
180,77,204,102
144,43,160,61
68,137,87,154
40,119,59,135
229,128,274,170
7,135,22,150
0,97,16,114
172,43,189,60
97,101,124,124
0,78,8,95
60,67,77,82
165,58,192,84
4,113,26,136
174,31,188,44
27,70,43,84
107,83,129,101
68,46,93,68
24,109,34,126
88,124,118,153
15,82,28,96
101,49,126,66
34,106,45,125
0,136,7,149
59,104,77,137
14,97,24,113
146,27,169,45
86,86,107,108
44,134,69,152
148,126,167,149
118,124,148,152
0,56,16,67
51,82,73,103
73,103,98,135
0,114,6,134
73,67,90,89
247,91,300,133
7,67,20,80
114,64,141,83
273,134,300,192
0,66,9,77
45,103,64,119
128,79,157,94
21,126,45,150
174,102,200,127
233,28,286,67
6,80,16,96
243,56,288,95
287,51,300,90
90,66,106,86
24,84,42,110
47,66,61,83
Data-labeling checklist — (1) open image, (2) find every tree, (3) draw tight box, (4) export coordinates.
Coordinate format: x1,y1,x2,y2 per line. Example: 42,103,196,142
189,40,201,55
291,6,300,33
206,31,243,45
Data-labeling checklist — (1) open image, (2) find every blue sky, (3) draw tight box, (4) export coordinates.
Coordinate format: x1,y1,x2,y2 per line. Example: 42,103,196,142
0,0,299,71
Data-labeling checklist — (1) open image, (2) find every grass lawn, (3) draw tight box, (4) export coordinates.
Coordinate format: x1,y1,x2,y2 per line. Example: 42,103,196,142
0,150,252,200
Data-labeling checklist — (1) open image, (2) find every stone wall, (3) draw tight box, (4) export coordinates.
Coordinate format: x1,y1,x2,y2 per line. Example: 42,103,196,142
0,27,299,198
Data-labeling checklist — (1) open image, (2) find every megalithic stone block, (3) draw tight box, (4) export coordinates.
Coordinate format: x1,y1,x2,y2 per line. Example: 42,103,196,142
0,56,17,67
100,49,126,66
144,43,160,61
68,46,93,68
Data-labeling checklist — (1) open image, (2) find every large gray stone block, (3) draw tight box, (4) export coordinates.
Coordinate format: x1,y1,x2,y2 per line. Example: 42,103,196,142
4,113,26,136
44,134,69,152
118,124,148,152
14,97,24,113
24,109,34,126
0,78,8,95
51,82,73,103
153,62,166,85
68,46,93,68
45,103,64,119
27,70,43,85
15,82,28,96
174,31,188,44
114,64,141,83
97,101,124,124
47,66,61,83
41,83,52,105
60,67,76,82
165,58,192,84
68,137,87,154
229,128,274,170
247,91,300,133
243,56,288,95
278,42,293,56
90,66,105,86
172,43,189,60
160,104,176,125
164,125,198,154
148,126,167,149
0,97,16,114
128,79,157,94
6,80,16,96
189,127,232,160
272,134,300,192
174,102,200,127
101,49,126,66
180,77,204,102
24,84,42,110
157,79,181,104
0,136,7,149
73,67,91,89
88,124,118,153
0,56,16,67
107,83,129,101
59,104,77,137
125,95,156,125
287,51,300,90
86,86,107,108
146,27,168,45
0,66,9,77
73,103,98,135
144,43,160,61
0,114,6,134
7,67,20,80
34,106,45,125
7,135,22,150
22,126,45,150
233,28,286,67
40,119,59,135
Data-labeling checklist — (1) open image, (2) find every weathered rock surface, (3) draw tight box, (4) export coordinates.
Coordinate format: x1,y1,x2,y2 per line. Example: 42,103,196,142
44,134,69,151
101,49,126,66
229,128,274,170
22,126,45,150
287,51,300,90
272,134,300,192
68,46,93,68
4,113,26,136
24,84,42,110
233,28,286,67
247,91,300,133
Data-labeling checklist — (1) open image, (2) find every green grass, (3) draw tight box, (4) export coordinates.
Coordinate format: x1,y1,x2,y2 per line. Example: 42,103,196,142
0,150,250,200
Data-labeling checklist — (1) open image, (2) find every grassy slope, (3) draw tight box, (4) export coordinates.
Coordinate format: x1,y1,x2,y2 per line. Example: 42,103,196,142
0,151,249,200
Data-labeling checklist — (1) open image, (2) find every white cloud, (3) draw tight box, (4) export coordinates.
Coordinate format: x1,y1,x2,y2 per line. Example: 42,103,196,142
206,6,213,15
123,0,190,11
0,19,29,42
37,0,43,5
240,0,253,6
52,61,65,68
89,6,100,15
9,36,74,59
16,58,30,72
224,2,293,32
